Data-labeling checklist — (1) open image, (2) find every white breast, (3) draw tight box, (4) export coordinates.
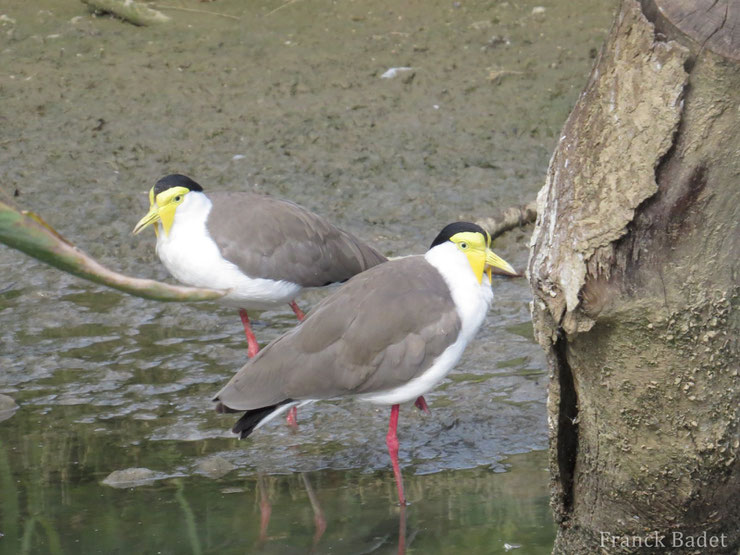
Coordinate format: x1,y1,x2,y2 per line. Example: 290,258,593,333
155,192,302,309
358,243,493,405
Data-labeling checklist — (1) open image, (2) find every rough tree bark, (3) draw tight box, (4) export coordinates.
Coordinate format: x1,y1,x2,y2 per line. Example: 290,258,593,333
528,0,738,552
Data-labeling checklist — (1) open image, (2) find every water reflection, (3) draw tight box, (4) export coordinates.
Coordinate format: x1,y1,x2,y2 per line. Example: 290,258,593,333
300,473,328,551
0,402,554,554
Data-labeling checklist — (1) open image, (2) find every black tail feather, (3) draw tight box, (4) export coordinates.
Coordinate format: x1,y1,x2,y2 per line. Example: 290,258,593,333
228,400,293,439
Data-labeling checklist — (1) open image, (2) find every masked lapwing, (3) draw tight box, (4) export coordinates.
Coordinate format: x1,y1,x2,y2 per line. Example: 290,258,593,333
213,221,516,505
133,174,387,423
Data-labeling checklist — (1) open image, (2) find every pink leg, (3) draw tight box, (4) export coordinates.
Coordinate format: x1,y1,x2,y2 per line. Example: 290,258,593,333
257,474,271,545
301,473,327,549
313,508,327,548
290,300,306,322
286,301,305,427
286,405,298,428
386,404,407,506
239,309,260,358
414,396,430,414
398,504,407,555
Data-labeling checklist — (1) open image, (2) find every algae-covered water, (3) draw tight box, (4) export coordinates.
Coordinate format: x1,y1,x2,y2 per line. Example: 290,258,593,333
1,0,614,552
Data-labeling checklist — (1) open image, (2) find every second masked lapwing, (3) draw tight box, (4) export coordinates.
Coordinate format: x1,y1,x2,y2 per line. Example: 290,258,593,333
133,174,387,424
213,221,516,505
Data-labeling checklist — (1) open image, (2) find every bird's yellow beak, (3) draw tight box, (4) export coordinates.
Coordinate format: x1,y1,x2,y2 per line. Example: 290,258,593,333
485,249,517,281
133,197,160,236
133,187,161,235
455,230,516,284
133,186,187,237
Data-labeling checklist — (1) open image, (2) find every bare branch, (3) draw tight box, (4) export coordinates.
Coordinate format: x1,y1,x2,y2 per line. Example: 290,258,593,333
476,200,537,241
0,200,227,302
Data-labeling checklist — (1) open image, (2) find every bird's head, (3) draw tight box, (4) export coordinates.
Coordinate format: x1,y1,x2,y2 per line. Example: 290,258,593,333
133,174,204,236
429,222,516,284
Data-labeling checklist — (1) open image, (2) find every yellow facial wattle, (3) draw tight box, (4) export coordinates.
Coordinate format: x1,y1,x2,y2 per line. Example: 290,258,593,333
451,231,488,284
450,230,516,284
132,186,189,237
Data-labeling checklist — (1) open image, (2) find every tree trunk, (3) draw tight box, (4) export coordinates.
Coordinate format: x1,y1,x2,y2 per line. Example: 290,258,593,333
528,0,739,552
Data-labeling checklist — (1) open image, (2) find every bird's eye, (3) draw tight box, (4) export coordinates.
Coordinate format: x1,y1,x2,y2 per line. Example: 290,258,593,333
174,195,182,202
460,242,468,250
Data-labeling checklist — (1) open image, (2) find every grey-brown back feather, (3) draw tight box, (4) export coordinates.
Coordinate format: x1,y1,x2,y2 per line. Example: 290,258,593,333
205,192,386,286
213,256,462,410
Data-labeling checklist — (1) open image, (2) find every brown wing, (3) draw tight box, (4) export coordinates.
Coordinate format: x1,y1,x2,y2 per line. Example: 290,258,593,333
213,256,462,410
205,192,386,286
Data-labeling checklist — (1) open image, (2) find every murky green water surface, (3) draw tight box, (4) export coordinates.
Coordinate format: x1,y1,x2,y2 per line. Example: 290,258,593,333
1,0,615,552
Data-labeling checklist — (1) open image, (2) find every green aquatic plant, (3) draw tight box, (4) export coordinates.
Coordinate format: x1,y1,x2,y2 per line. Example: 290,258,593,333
174,480,203,555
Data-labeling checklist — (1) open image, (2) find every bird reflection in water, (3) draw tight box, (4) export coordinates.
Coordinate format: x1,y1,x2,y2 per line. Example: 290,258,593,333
254,472,327,551
255,473,271,548
253,472,412,553
398,505,408,555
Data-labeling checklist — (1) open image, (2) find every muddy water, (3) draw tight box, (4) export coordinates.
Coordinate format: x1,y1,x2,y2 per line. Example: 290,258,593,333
1,0,614,552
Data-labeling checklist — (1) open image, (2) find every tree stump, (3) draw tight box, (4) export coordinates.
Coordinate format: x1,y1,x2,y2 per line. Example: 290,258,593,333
528,0,739,552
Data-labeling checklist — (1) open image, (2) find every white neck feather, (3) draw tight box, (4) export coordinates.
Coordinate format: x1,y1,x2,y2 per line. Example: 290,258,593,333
424,242,493,335
358,242,493,405
153,191,302,308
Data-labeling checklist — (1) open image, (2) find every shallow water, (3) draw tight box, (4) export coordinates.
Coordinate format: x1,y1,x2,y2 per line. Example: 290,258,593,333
1,424,554,554
1,0,614,552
